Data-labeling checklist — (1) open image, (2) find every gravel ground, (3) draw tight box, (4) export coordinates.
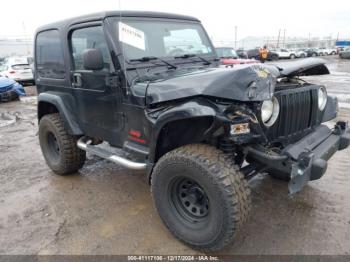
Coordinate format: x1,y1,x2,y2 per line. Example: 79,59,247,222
0,56,349,255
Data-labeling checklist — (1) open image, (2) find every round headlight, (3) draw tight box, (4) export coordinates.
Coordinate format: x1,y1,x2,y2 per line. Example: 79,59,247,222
318,87,327,111
261,97,280,127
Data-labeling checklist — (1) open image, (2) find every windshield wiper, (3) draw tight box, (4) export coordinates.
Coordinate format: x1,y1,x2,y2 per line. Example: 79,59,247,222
129,56,177,69
174,54,211,65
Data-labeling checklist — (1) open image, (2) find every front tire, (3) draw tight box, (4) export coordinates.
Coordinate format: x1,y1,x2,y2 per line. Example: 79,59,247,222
151,144,251,251
39,113,86,175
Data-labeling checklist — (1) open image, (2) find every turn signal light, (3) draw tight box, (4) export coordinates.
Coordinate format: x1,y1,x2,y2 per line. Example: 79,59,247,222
128,129,146,144
230,123,250,135
129,129,141,138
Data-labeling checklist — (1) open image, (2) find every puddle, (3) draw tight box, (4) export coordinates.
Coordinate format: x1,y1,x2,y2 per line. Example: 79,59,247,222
0,112,20,128
20,96,37,105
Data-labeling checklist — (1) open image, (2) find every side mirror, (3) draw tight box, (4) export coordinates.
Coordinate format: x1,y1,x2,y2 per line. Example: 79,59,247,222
83,49,104,71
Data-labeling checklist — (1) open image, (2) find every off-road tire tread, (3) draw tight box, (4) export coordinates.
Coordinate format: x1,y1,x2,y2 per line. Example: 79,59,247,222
40,113,86,175
151,144,251,251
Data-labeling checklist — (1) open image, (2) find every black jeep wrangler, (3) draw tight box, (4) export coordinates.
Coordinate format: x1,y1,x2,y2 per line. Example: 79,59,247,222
35,11,350,251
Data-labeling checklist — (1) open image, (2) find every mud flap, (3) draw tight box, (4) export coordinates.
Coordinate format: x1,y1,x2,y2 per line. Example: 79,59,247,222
288,152,314,194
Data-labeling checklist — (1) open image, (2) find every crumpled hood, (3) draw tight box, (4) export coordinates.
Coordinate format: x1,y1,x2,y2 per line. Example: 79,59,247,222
270,58,330,77
145,64,278,105
221,58,260,65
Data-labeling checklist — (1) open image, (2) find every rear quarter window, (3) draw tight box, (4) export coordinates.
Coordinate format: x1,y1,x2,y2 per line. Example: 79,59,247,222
35,30,65,79
12,64,31,70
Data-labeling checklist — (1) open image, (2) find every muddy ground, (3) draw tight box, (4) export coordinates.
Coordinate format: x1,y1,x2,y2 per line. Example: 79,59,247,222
0,56,350,255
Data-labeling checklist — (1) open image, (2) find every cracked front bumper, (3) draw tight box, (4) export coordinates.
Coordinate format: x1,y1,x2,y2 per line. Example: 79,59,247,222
247,121,350,193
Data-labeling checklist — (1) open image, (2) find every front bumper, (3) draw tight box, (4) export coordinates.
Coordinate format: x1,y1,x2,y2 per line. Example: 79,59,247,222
0,90,19,102
247,121,350,193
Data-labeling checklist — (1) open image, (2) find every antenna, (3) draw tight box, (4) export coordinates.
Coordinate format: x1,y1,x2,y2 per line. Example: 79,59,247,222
118,0,128,87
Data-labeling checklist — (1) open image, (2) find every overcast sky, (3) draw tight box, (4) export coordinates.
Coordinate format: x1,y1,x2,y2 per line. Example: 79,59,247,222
1,0,350,41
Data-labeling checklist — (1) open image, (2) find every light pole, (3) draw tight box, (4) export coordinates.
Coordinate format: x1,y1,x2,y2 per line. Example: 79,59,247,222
234,26,237,49
276,29,281,48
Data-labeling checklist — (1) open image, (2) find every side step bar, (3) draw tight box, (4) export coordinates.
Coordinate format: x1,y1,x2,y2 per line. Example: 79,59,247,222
77,137,147,170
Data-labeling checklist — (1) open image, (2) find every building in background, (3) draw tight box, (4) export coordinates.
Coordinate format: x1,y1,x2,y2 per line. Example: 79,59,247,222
336,40,350,48
213,36,338,50
0,37,33,57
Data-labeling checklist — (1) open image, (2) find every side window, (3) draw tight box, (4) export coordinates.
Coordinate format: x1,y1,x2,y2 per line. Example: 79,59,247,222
36,30,65,79
70,26,111,72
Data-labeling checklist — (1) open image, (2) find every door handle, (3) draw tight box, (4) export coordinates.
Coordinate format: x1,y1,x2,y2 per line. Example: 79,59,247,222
72,73,82,87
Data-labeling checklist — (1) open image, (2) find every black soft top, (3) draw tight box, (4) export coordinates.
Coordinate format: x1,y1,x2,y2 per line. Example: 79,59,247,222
36,11,200,32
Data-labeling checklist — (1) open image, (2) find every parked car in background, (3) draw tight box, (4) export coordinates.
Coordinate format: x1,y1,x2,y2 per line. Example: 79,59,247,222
236,48,248,59
216,47,239,58
216,47,259,65
270,48,296,59
0,76,26,102
318,47,337,55
0,57,34,85
293,49,307,58
330,48,338,55
27,56,35,75
246,48,279,61
318,48,326,55
339,47,350,59
304,48,319,57
316,48,328,56
337,47,345,53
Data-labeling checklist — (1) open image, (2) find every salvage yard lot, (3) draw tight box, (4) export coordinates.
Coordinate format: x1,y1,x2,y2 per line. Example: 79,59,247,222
0,56,350,255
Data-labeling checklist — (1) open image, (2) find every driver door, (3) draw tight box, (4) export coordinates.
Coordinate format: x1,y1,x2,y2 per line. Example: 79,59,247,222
69,24,123,146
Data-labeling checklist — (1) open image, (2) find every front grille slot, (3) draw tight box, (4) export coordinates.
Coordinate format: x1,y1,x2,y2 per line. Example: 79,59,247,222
265,86,319,144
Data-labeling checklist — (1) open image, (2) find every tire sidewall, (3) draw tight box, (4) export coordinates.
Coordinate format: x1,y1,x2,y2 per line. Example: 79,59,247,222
152,156,234,247
39,116,64,171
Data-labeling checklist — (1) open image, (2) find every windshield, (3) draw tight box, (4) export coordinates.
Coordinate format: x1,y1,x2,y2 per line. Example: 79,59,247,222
113,18,214,60
216,48,237,58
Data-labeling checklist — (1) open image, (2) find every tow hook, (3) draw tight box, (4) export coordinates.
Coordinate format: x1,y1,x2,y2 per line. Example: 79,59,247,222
289,152,313,194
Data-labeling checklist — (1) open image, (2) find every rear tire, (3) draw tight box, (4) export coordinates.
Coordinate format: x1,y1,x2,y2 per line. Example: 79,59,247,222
290,54,296,59
39,113,86,175
151,144,251,251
